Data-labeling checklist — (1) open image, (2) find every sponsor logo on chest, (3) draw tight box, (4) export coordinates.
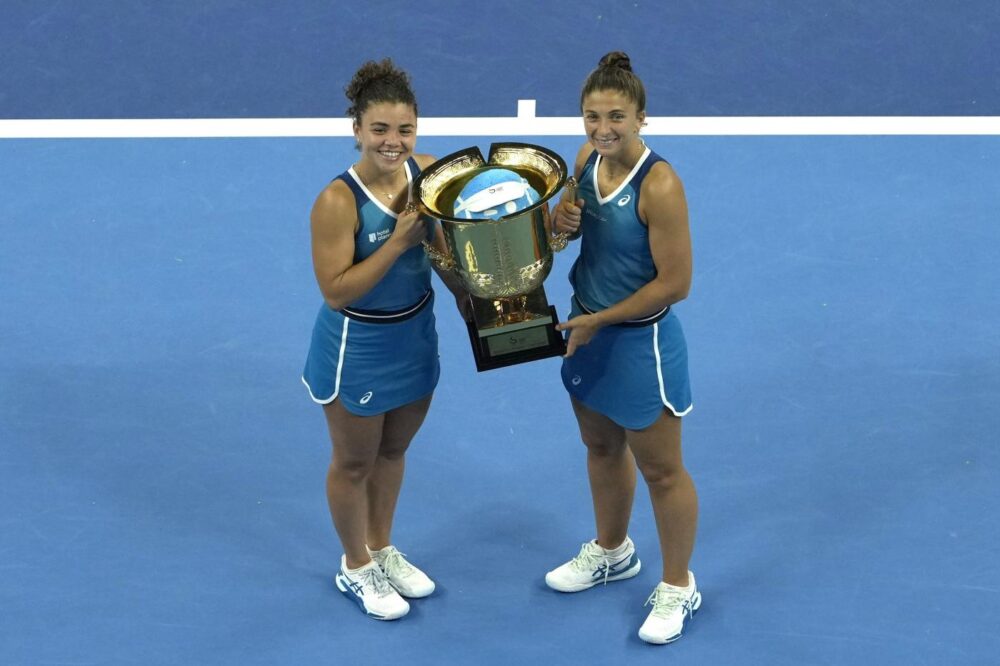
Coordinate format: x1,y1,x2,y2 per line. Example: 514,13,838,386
367,229,393,244
584,207,610,224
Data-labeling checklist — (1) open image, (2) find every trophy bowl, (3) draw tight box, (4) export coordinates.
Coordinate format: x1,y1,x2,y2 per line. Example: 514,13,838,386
412,142,571,371
413,142,568,299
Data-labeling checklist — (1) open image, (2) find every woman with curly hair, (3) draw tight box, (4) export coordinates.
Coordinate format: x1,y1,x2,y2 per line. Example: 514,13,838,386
302,58,465,621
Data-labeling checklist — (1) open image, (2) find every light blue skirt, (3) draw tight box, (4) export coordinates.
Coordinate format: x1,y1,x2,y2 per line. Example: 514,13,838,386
560,299,692,430
302,293,440,416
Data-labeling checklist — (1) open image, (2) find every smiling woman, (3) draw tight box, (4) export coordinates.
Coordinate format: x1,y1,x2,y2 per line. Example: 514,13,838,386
545,51,699,646
300,58,469,621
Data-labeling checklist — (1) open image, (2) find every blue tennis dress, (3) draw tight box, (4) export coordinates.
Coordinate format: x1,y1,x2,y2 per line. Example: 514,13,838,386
561,146,693,430
302,158,440,416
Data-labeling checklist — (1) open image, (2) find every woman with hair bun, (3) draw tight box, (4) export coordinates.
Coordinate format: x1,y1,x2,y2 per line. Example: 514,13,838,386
545,51,701,645
302,58,466,621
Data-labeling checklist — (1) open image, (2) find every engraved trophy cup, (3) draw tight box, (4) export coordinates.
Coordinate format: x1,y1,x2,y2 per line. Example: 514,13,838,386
412,142,576,371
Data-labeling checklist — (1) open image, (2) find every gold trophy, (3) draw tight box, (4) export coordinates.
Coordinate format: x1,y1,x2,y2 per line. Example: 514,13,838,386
412,142,575,371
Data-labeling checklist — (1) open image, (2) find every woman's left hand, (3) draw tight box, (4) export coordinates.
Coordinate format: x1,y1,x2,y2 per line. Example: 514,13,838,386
556,314,602,358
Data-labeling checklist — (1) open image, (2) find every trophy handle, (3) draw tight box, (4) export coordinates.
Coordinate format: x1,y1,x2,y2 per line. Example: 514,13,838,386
550,232,570,252
422,240,455,271
550,175,580,252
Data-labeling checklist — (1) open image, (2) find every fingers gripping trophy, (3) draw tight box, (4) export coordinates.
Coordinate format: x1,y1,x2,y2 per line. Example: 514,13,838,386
410,143,577,371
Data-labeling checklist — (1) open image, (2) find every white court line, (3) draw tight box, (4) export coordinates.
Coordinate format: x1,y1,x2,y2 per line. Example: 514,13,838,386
2,100,999,137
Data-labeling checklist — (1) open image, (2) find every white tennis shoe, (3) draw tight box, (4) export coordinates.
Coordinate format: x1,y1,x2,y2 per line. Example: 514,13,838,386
368,545,436,598
335,555,410,620
637,572,701,644
545,537,642,592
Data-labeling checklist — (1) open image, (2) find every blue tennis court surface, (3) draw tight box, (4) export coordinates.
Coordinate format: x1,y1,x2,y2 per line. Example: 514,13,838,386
2,134,997,664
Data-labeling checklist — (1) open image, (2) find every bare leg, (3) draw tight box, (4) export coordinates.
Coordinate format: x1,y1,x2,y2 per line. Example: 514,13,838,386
627,410,698,587
366,395,432,550
322,399,384,569
570,397,635,550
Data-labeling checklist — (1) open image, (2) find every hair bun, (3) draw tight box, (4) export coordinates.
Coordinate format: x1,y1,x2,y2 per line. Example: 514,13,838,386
598,51,632,72
344,58,416,121
345,59,406,103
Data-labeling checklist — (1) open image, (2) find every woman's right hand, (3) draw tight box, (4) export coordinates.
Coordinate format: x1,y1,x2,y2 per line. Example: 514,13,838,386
553,197,584,236
391,207,429,251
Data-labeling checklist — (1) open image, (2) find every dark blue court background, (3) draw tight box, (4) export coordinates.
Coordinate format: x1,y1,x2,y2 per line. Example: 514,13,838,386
2,0,999,119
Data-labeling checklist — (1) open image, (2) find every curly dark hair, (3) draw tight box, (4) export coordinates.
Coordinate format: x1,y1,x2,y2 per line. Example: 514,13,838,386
345,58,418,123
579,51,646,112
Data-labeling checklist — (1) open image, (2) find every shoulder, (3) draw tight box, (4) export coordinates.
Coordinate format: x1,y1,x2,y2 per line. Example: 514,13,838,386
311,177,358,227
637,159,688,227
414,153,437,170
641,159,685,202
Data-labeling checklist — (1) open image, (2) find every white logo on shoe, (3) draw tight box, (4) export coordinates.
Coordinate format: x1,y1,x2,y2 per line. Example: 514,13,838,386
571,375,582,386
617,194,631,206
360,391,373,404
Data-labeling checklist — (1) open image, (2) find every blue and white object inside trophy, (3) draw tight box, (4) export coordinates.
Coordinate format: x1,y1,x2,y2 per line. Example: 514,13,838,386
452,168,540,220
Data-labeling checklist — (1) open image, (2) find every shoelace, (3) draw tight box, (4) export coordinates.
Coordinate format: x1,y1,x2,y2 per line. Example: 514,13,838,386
378,547,415,579
355,566,394,597
571,542,614,585
644,585,689,619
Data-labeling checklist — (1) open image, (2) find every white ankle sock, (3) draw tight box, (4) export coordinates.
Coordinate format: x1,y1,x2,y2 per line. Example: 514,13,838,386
660,575,693,592
346,561,375,574
600,537,631,559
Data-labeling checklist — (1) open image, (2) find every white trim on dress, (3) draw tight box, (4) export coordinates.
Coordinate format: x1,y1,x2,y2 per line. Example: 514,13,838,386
592,145,652,206
653,321,693,417
302,316,351,405
347,161,414,217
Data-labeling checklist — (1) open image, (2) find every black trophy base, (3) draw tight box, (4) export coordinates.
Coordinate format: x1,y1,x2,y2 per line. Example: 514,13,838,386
465,305,567,372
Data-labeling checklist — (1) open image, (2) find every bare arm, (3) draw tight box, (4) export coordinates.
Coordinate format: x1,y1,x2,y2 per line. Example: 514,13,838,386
595,161,691,321
310,180,427,311
558,161,692,356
